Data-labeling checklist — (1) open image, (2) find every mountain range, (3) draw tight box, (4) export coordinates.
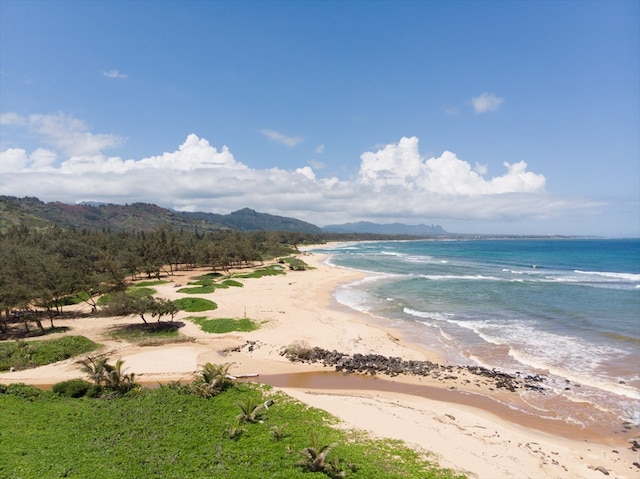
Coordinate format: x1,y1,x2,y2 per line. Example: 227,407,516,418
0,196,447,236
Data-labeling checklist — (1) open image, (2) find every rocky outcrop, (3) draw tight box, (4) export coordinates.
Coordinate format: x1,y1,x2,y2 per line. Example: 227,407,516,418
282,346,546,393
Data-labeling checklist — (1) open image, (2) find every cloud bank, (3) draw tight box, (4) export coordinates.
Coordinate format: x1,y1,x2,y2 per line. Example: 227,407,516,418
1,112,592,228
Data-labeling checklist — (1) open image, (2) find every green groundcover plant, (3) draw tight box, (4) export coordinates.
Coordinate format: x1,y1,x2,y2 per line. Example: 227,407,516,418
185,316,259,333
0,379,465,479
0,336,99,372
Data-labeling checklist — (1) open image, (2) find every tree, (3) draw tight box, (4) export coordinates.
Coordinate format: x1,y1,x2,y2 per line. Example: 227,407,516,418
77,356,136,394
100,291,176,324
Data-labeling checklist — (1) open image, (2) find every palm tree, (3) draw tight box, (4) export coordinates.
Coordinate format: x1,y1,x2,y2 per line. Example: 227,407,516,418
76,356,109,386
297,432,345,478
235,397,267,423
76,356,136,393
191,363,233,398
104,358,136,392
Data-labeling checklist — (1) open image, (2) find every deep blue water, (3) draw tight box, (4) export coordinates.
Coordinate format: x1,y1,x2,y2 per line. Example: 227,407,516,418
313,238,640,425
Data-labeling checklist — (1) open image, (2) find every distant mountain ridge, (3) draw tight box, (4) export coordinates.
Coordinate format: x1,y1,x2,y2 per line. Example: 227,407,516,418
0,196,322,234
322,221,446,235
0,196,448,236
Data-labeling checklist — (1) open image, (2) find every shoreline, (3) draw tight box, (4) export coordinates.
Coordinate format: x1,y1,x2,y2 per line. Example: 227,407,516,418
1,250,638,478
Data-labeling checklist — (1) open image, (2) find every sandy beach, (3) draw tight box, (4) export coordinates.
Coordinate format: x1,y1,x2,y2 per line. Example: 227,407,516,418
1,251,638,479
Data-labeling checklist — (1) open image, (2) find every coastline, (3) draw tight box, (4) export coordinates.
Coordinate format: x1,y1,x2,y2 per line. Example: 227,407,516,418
1,250,637,478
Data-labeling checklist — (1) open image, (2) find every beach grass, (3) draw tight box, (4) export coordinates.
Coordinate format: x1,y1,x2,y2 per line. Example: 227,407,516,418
0,382,465,479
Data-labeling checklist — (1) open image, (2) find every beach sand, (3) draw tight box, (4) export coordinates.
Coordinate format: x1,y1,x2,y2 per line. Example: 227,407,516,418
1,251,637,479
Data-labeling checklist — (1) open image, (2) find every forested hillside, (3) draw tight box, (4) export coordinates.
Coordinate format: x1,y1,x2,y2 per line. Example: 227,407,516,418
0,196,322,234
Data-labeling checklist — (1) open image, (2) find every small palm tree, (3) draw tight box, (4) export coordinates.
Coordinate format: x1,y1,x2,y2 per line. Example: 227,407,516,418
76,356,136,394
223,419,247,440
76,356,109,386
104,358,136,393
191,363,233,398
297,432,345,477
270,424,288,441
235,397,267,423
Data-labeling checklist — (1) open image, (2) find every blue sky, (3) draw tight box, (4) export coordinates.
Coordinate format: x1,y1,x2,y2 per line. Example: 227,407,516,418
1,0,638,236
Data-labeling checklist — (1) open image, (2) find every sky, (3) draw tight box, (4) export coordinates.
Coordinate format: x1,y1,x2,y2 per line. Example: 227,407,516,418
1,0,638,237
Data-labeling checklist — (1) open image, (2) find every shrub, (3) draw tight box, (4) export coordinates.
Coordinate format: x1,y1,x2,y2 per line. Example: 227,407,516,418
52,379,93,398
0,382,44,399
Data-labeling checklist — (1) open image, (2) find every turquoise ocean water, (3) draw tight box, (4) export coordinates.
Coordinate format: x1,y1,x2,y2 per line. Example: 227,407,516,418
313,238,640,429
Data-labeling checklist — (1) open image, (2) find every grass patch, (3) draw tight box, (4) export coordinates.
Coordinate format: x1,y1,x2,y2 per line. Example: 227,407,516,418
178,278,243,294
279,256,311,271
185,316,259,333
234,264,287,279
108,322,185,343
173,298,218,312
0,384,464,479
133,280,170,287
97,286,158,306
0,336,99,371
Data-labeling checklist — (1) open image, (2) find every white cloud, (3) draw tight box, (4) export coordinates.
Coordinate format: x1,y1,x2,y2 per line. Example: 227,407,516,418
358,136,545,195
308,159,325,170
314,144,325,154
1,112,124,157
3,115,593,230
472,92,504,113
103,69,128,79
0,112,28,126
260,129,303,146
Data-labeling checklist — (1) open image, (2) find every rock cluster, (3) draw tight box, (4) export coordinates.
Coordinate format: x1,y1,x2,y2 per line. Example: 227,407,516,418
283,346,546,393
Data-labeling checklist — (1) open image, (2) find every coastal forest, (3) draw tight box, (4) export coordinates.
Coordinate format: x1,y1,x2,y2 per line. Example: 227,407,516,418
0,224,322,331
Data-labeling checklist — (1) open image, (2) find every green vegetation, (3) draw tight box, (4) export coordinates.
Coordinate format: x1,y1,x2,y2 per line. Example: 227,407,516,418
0,336,99,371
76,356,137,395
100,291,178,324
132,280,170,287
234,264,287,279
186,316,259,334
108,321,186,343
0,374,464,479
172,297,218,312
177,279,216,294
177,277,244,294
280,256,311,271
0,224,314,337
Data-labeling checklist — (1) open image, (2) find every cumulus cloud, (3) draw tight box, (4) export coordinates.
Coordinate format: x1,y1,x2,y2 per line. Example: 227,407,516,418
2,114,582,227
472,92,504,113
358,137,544,195
260,129,303,146
103,69,128,79
1,112,123,157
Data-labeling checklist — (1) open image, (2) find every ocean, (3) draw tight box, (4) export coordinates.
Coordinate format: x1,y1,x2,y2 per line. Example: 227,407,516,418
312,238,640,431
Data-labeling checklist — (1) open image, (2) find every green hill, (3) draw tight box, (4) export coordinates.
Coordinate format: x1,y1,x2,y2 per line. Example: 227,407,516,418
0,196,322,234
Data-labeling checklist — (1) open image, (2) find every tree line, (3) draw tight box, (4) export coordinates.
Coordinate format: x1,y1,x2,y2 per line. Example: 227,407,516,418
0,225,326,332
